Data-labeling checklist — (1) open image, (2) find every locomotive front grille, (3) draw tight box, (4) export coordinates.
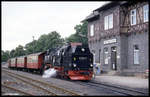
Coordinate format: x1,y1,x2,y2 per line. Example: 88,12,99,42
79,71,90,75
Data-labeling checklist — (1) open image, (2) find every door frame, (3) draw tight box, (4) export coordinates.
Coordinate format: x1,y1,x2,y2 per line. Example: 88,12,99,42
111,46,117,70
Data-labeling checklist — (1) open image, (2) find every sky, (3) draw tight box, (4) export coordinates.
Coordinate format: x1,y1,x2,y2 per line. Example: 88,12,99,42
2,1,108,51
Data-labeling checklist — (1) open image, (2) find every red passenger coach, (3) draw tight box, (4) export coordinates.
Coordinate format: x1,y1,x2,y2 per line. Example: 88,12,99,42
16,56,27,69
26,52,45,73
9,58,17,69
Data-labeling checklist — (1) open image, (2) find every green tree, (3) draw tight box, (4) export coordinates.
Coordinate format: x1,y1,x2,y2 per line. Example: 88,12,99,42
13,45,26,57
1,50,10,62
25,40,38,54
25,31,64,54
45,31,64,50
10,49,15,58
66,21,88,45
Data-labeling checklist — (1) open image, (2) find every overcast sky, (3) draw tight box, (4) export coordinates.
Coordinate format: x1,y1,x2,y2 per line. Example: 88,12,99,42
2,1,108,51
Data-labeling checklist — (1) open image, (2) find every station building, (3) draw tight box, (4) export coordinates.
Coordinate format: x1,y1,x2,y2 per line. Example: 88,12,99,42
83,1,149,75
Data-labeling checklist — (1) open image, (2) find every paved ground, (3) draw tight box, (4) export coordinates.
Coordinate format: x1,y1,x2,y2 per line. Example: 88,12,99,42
93,75,149,89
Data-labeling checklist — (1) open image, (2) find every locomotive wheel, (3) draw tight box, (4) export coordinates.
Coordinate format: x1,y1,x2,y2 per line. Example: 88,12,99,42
40,69,44,75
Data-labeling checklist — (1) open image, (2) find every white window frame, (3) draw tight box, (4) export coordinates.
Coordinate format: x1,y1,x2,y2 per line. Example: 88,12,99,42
109,14,113,29
104,14,113,30
130,9,136,25
90,24,94,36
143,4,149,22
104,16,108,30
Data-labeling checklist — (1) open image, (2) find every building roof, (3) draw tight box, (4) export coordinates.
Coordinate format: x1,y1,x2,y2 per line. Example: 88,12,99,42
94,1,121,12
82,1,127,22
83,11,99,22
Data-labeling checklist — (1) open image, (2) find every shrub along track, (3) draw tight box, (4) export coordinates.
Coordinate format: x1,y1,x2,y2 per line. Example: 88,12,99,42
2,68,80,96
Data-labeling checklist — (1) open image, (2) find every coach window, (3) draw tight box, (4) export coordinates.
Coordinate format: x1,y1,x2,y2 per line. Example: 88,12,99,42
32,56,35,63
20,58,22,64
130,9,136,25
19,58,21,64
143,4,149,22
12,59,14,64
90,24,94,36
35,56,38,63
134,45,139,64
104,47,108,65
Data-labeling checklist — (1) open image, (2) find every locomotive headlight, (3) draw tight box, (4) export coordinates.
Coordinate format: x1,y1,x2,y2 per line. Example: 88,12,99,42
73,64,77,67
73,57,76,61
90,64,93,67
81,48,85,52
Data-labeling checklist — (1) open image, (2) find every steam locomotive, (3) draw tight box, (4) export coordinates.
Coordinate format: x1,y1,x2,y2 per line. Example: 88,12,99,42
44,43,93,80
8,42,94,80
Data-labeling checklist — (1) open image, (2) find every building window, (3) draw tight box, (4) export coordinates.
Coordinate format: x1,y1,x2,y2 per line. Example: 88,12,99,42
104,16,108,30
134,45,139,64
109,14,113,29
104,47,109,65
130,9,136,25
104,14,113,30
143,4,149,22
90,24,94,36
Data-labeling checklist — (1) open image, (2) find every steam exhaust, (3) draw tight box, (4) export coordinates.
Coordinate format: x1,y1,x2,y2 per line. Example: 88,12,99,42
42,68,57,78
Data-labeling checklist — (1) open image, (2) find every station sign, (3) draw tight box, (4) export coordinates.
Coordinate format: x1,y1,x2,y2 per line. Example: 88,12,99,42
104,38,117,45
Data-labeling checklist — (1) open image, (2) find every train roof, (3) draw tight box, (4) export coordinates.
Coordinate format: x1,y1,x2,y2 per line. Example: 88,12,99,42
17,55,26,58
10,57,17,60
27,52,45,56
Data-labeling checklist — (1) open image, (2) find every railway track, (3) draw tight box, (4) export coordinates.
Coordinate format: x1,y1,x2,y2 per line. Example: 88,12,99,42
2,69,80,96
75,80,148,96
91,81,148,95
2,84,33,95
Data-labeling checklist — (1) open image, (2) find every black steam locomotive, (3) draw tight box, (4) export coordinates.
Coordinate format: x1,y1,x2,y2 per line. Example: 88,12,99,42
44,43,93,80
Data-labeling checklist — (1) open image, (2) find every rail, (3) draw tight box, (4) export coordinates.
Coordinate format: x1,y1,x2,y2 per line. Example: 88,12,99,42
2,84,33,96
2,69,80,96
76,81,148,96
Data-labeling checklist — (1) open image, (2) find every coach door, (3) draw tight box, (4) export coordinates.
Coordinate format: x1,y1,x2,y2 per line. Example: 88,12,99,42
111,46,117,70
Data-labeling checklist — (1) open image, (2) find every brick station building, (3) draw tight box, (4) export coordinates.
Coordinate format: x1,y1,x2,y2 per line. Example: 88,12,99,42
83,1,149,75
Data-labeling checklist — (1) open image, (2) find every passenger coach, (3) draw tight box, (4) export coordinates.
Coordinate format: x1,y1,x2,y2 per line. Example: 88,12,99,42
16,56,27,70
9,58,17,69
26,52,45,74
